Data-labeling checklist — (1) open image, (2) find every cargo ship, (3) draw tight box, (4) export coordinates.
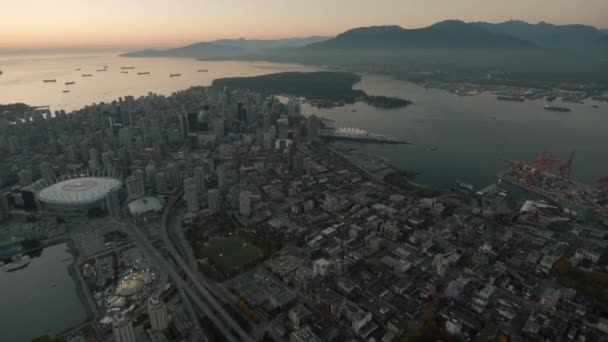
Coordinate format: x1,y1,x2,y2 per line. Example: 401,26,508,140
65,81,75,85
170,73,181,77
4,255,31,272
497,95,525,102
82,74,93,77
138,72,150,75
544,105,571,112
43,79,57,83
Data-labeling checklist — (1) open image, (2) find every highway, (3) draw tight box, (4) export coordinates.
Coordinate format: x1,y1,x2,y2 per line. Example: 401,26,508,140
125,217,252,342
159,192,253,341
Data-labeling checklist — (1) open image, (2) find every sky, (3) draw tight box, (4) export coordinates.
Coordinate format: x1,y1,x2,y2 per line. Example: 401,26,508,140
1,0,608,51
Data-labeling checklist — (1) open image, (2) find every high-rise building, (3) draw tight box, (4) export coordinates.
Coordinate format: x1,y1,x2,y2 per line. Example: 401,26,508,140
213,119,224,138
145,163,157,191
125,175,144,200
216,164,226,189
155,172,168,195
184,180,199,214
148,296,171,331
208,189,220,213
39,161,55,182
133,169,145,191
89,147,99,170
112,312,136,342
101,151,113,170
194,167,206,194
18,169,33,186
166,163,179,190
239,191,252,217
0,192,10,221
106,187,122,219
293,154,305,176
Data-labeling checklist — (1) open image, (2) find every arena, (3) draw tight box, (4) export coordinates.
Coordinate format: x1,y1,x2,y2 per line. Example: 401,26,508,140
35,176,122,213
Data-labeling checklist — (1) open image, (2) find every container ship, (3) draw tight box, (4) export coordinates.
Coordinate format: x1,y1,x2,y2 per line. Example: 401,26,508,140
138,72,151,75
170,73,181,77
4,255,31,272
544,105,571,112
497,95,525,102
43,79,57,83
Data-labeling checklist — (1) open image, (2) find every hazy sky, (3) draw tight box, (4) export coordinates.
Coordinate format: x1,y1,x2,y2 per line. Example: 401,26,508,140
2,0,607,51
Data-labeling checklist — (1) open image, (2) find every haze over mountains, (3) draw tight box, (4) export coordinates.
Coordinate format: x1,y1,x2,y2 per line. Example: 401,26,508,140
122,36,331,58
124,20,608,88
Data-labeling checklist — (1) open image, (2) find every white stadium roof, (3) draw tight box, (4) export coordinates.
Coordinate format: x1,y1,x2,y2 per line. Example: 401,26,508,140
36,177,122,207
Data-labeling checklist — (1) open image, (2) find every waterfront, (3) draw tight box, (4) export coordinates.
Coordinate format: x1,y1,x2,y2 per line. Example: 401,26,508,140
0,52,319,112
2,52,607,189
302,74,608,189
0,243,86,342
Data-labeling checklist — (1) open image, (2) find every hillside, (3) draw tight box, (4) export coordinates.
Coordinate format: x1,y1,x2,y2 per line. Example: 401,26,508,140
475,20,608,50
307,20,532,50
123,36,331,58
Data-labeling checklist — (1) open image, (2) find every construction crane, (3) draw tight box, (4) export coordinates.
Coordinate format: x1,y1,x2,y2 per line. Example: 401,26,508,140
559,150,576,179
598,177,608,192
535,151,560,173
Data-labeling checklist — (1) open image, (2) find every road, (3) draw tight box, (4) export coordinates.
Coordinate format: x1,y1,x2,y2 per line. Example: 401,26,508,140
159,192,253,341
124,219,251,342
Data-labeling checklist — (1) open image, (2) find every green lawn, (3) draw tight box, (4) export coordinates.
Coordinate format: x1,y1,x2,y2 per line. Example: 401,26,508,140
201,237,263,273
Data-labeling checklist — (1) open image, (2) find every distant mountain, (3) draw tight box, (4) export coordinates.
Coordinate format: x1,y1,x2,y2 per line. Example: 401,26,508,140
476,20,607,50
123,36,331,58
212,36,331,49
122,42,242,58
306,20,533,50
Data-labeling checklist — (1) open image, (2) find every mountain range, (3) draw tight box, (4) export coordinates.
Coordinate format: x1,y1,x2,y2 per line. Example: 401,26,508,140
122,36,330,58
125,20,608,58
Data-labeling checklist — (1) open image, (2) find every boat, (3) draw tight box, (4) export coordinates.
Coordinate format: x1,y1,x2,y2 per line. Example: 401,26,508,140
457,181,474,192
121,67,135,70
544,105,571,112
121,71,129,74
545,95,557,102
103,65,108,68
592,105,599,109
5,255,31,272
65,81,75,85
62,90,70,93
170,73,181,77
75,68,81,71
431,147,438,151
96,69,107,72
138,72,150,75
497,95,525,102
82,74,93,77
197,69,208,72
43,79,56,83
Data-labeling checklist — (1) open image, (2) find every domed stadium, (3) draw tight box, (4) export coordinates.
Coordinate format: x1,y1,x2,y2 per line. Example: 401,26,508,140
35,176,122,213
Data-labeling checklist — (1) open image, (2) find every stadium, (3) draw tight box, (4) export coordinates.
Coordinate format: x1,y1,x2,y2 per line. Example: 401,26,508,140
35,176,122,214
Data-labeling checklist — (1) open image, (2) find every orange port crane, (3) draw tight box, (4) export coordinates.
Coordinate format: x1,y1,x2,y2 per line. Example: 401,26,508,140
598,177,608,192
559,150,576,179
535,151,560,173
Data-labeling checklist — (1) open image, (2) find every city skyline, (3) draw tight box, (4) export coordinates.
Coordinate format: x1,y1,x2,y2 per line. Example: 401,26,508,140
2,0,608,51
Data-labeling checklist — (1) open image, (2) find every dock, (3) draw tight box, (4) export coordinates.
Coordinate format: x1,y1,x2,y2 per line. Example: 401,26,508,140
497,162,608,217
